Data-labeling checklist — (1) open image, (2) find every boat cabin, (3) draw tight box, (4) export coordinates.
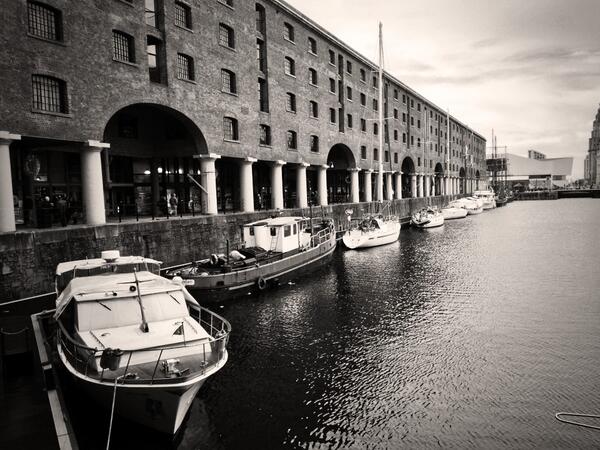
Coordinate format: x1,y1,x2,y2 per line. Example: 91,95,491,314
242,217,312,253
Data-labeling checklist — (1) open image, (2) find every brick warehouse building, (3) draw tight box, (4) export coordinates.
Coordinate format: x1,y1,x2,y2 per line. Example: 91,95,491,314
0,0,487,233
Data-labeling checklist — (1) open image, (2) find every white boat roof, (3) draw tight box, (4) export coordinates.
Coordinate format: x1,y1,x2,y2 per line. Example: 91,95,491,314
243,216,308,227
54,271,197,319
55,255,161,276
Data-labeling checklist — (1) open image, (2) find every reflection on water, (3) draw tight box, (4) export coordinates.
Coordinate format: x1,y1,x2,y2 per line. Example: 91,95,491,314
105,200,600,449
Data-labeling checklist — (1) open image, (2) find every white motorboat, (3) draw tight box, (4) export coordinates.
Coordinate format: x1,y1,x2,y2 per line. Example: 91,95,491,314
450,198,483,215
411,207,445,228
53,251,231,434
342,215,401,249
441,205,468,220
474,190,497,209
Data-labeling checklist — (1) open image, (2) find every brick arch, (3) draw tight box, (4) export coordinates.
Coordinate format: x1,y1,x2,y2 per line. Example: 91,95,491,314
327,143,356,170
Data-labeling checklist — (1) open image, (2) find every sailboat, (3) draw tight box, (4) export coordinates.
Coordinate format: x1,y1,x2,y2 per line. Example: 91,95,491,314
342,23,401,250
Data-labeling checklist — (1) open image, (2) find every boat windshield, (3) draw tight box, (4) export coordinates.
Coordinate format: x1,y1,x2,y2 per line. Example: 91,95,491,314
57,262,161,293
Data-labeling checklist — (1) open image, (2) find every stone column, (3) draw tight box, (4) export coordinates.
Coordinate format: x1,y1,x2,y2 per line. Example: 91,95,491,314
425,174,431,198
81,140,109,225
444,176,450,196
364,170,373,202
376,170,384,202
0,132,21,233
349,168,360,203
410,173,417,198
198,153,220,215
271,160,286,210
296,162,309,208
385,172,394,200
316,164,328,206
395,172,402,200
417,173,424,198
239,157,256,212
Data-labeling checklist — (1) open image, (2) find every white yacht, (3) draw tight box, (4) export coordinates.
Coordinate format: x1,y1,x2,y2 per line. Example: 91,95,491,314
54,251,231,434
474,190,497,209
441,204,468,220
450,198,483,215
342,214,401,249
411,207,445,228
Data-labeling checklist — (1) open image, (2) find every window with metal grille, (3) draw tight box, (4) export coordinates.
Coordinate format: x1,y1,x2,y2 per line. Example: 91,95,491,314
284,56,295,76
112,31,135,62
223,117,238,141
259,124,271,145
221,69,236,94
177,53,194,81
27,1,62,41
287,131,297,149
286,92,296,112
174,2,192,29
32,75,68,113
219,24,234,48
284,22,294,42
310,135,319,153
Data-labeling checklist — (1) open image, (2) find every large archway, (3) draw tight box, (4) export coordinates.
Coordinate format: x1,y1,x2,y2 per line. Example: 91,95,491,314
401,157,416,198
434,162,444,195
475,170,481,190
459,167,466,194
327,144,356,204
103,103,209,217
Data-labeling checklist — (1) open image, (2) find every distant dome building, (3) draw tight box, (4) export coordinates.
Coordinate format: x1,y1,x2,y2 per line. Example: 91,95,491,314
586,105,600,185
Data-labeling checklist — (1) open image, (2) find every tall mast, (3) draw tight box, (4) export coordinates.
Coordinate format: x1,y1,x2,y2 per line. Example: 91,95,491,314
377,22,384,202
446,109,450,174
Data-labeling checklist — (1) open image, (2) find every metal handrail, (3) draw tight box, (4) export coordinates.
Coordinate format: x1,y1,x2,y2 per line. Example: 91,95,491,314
57,303,231,384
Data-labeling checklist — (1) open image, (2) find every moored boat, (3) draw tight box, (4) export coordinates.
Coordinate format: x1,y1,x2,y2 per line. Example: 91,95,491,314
441,205,468,220
53,251,231,434
450,198,483,215
165,217,336,302
411,207,445,228
474,190,497,209
342,214,401,249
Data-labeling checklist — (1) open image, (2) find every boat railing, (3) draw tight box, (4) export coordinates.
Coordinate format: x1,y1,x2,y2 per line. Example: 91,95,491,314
57,304,231,384
310,225,333,248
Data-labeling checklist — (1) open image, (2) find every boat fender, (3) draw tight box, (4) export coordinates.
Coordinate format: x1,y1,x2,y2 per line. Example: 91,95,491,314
210,254,219,266
257,276,267,291
100,348,123,371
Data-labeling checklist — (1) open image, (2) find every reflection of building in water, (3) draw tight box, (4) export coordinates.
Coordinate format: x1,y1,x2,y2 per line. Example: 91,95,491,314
585,104,600,186
0,0,487,233
486,152,573,190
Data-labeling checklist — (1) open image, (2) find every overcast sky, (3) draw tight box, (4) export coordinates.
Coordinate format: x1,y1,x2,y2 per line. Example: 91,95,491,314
286,0,600,178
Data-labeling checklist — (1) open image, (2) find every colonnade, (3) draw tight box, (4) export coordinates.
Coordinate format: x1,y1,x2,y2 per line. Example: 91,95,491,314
0,130,478,232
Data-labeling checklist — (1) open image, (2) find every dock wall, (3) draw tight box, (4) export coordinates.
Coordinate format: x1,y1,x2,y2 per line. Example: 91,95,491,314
0,196,456,302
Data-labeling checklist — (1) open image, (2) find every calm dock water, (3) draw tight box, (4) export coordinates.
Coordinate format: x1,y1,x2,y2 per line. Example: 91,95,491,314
71,199,600,449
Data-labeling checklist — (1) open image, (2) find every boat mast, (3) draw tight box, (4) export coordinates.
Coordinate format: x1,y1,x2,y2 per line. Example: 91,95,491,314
377,22,384,203
446,109,450,192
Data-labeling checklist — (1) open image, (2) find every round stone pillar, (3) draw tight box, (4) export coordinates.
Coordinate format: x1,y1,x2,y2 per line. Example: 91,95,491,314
424,174,431,198
198,153,221,215
0,132,21,233
240,157,256,212
82,140,109,225
271,160,286,210
444,176,450,196
410,173,417,198
375,171,384,202
385,172,394,200
395,172,402,200
317,164,328,206
296,162,309,208
349,168,360,203
364,170,373,202
417,173,424,198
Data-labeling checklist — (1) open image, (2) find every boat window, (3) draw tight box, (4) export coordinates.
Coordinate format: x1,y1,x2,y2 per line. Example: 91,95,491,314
249,227,254,236
284,225,291,237
293,224,297,235
270,227,276,236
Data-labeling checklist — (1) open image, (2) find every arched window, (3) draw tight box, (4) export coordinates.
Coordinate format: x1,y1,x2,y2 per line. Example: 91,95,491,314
32,74,68,114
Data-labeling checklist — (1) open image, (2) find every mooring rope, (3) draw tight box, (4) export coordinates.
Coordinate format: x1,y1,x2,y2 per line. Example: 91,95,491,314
555,412,600,431
106,376,121,450
0,327,29,336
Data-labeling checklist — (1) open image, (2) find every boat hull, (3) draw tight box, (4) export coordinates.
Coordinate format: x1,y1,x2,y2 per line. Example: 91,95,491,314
466,207,483,215
412,215,444,228
441,208,468,220
57,344,227,434
183,235,337,302
342,221,401,249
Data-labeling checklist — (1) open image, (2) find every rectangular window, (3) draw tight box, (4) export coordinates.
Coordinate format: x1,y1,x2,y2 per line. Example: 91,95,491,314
259,124,271,145
373,99,378,111
410,135,414,145
112,31,135,63
373,123,378,135
347,114,353,128
219,23,235,48
32,75,68,113
309,100,318,118
284,22,295,42
385,151,389,163
223,117,239,141
286,92,296,112
394,153,398,164
257,39,266,72
27,1,62,41
329,78,336,93
308,37,317,54
176,53,194,81
394,129,398,141
287,130,297,149
402,132,406,143
346,86,352,101
310,135,319,153
174,2,192,29
221,69,236,94
309,68,318,85
402,94,406,104
361,146,367,159
360,118,366,132
410,116,414,126
258,78,269,112
360,68,366,82
402,112,406,123
374,148,379,161
393,89,398,100
360,93,366,106
145,0,158,27
329,49,335,64
255,4,265,34
329,108,336,124
346,60,352,74
417,119,421,129
284,56,295,76
393,108,398,119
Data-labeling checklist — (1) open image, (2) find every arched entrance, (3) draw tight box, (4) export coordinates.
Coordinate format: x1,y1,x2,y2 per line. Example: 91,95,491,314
327,144,356,204
475,170,481,190
401,157,416,198
459,167,466,194
434,162,444,195
103,103,208,217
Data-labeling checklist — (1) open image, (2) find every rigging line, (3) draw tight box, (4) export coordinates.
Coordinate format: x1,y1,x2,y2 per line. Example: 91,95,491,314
555,412,600,431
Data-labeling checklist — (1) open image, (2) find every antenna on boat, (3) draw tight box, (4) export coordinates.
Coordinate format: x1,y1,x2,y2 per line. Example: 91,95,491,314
133,268,149,333
377,22,385,203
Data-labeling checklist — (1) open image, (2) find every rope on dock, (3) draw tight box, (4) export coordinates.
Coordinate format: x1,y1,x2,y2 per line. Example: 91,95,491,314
0,327,29,336
106,376,121,450
555,412,600,431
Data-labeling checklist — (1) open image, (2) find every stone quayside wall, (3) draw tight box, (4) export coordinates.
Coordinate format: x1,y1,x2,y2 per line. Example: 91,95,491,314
0,196,455,302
